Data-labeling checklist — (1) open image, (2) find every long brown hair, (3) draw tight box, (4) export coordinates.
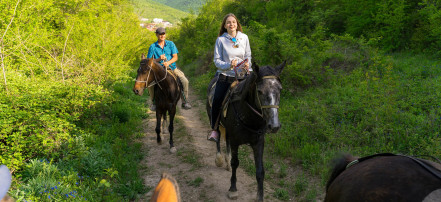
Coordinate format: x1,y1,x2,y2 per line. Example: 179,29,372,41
218,13,243,37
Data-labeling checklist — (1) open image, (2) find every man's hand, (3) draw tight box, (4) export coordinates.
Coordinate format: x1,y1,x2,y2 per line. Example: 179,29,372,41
163,61,169,68
160,54,166,61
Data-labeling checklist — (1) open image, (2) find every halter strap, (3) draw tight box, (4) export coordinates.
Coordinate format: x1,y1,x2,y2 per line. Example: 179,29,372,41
261,76,278,80
255,75,281,110
135,62,170,90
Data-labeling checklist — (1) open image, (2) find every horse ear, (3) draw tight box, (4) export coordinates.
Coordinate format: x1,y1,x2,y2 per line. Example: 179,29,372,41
253,62,260,75
148,57,154,67
275,60,286,76
141,53,146,60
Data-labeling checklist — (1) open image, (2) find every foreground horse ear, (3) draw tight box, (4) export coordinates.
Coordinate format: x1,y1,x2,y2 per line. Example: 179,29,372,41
275,60,286,76
141,53,146,60
253,63,260,74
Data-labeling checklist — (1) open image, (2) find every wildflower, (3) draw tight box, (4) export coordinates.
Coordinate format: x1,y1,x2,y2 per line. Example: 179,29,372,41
66,194,69,198
55,186,58,189
48,195,51,199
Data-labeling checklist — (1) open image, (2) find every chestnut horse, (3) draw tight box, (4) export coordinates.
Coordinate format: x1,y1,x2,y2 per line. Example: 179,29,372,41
150,172,181,202
133,54,181,153
325,153,441,202
206,62,285,201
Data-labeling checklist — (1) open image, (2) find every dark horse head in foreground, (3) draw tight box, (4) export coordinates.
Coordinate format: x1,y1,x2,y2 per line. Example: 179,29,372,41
206,61,285,201
133,54,181,153
325,153,441,202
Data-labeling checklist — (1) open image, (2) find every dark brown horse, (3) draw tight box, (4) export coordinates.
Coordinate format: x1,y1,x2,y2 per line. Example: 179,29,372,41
206,62,285,201
133,54,181,153
325,153,441,202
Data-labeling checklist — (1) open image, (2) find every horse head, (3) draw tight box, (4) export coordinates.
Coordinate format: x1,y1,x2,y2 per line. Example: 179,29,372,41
250,61,285,133
133,54,155,95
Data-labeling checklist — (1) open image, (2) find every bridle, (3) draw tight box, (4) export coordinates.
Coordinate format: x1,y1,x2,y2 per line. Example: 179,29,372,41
257,75,280,109
246,75,281,118
135,61,169,90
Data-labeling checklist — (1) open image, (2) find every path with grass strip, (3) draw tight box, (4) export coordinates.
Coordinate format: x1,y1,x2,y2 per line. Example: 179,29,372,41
137,87,281,201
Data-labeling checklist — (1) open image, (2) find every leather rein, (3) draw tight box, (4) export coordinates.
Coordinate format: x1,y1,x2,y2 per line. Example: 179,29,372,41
135,62,169,90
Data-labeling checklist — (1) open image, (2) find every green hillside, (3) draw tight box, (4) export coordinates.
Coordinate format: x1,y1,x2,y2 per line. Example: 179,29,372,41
151,0,207,13
132,0,191,24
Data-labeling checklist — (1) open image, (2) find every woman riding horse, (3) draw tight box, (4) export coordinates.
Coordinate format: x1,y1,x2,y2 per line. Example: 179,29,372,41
208,13,252,142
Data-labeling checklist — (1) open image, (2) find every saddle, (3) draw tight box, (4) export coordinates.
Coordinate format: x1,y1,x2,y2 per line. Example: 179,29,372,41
152,68,183,95
207,77,240,119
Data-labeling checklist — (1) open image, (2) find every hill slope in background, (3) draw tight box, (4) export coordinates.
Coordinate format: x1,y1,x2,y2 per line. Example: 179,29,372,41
132,0,190,24
151,0,206,13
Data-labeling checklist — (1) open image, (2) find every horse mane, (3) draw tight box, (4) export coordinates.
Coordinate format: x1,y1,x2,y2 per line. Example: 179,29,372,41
326,153,357,191
234,65,277,98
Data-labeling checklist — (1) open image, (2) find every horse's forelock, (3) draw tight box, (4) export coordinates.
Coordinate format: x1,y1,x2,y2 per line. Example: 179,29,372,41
140,59,148,67
257,65,277,78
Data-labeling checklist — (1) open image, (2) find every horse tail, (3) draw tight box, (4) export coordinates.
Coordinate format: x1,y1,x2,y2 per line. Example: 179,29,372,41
326,153,357,191
150,172,181,202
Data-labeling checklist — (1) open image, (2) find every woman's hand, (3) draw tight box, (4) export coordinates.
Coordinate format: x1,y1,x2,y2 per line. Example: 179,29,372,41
230,59,237,69
244,61,249,71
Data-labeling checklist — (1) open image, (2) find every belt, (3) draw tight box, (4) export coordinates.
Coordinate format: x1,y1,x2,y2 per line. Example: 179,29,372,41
218,74,236,83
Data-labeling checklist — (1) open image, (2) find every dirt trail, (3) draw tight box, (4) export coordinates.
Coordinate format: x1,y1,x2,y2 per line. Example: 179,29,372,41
137,87,280,202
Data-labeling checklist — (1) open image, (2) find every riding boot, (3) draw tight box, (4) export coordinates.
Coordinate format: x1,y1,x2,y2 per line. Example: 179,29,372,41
181,91,192,109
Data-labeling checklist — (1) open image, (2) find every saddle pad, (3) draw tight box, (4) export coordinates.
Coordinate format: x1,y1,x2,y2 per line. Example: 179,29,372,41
167,69,182,92
207,80,239,118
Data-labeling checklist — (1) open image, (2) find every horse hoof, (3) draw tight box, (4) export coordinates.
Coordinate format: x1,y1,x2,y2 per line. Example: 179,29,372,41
228,191,238,200
170,147,177,154
215,152,224,167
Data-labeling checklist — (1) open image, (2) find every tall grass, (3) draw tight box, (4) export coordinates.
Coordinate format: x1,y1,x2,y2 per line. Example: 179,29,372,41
269,52,441,178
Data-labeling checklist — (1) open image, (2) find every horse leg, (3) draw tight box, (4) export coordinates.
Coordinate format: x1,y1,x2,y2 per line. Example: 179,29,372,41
228,144,239,200
225,135,232,171
215,131,224,167
155,111,162,144
252,138,265,202
162,113,168,134
168,107,177,153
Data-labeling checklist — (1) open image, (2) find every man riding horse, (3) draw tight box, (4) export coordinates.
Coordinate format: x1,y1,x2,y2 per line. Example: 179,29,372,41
147,27,191,111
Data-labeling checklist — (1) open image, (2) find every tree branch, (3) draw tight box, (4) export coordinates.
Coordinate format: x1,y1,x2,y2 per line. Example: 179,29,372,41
1,0,21,92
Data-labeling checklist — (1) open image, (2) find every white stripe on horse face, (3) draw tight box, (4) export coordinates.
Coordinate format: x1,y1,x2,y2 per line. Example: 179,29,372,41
267,79,279,106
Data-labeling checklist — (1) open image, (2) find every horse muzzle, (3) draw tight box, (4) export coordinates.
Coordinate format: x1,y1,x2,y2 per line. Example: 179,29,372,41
133,88,144,96
266,118,281,133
